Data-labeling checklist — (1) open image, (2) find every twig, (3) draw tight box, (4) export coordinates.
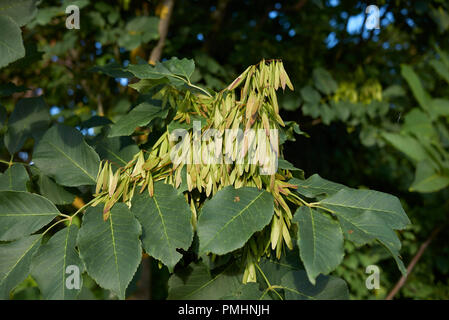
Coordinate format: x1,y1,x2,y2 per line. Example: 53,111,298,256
385,225,443,300
149,0,175,64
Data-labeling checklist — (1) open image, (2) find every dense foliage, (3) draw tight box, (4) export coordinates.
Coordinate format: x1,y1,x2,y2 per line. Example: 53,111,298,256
1,0,448,300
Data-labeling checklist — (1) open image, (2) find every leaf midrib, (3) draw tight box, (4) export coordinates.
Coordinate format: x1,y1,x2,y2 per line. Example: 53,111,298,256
44,140,96,182
0,236,41,285
202,191,265,250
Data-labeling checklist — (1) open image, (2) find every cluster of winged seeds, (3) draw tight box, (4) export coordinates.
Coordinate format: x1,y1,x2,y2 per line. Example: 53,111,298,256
93,59,305,283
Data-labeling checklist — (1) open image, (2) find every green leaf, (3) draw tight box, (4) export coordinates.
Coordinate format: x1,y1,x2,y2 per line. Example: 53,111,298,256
401,64,431,111
167,115,208,132
33,124,100,187
333,101,351,121
0,0,38,26
0,234,42,299
91,62,133,78
258,251,304,285
128,79,169,93
294,206,344,284
300,86,321,105
108,101,168,137
0,164,28,191
31,225,83,300
198,186,274,255
319,103,335,125
429,6,449,32
168,263,247,300
79,115,112,129
162,57,195,82
401,108,436,141
77,204,142,300
429,59,449,85
289,174,346,198
92,135,139,170
382,132,428,163
319,188,410,230
0,15,25,69
0,191,60,241
281,270,349,300
313,68,338,95
429,98,449,118
127,62,173,79
410,160,449,193
131,182,193,271
118,16,159,50
0,0,38,69
4,97,50,154
334,209,407,275
0,82,29,97
382,85,405,99
220,282,269,300
126,57,195,86
37,175,75,205
277,159,301,171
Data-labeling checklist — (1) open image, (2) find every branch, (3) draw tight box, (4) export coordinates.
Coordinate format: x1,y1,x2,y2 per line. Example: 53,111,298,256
385,225,443,300
149,0,175,65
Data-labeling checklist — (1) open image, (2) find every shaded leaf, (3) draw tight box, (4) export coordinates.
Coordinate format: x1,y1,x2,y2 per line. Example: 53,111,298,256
0,191,60,241
382,132,428,163
335,209,407,275
0,0,38,26
0,82,29,97
0,164,28,191
0,235,42,299
131,182,193,271
31,225,83,299
33,124,100,187
289,174,346,198
281,270,349,300
300,86,321,105
108,101,168,137
168,263,246,300
92,134,139,170
294,206,344,284
410,160,449,193
91,62,133,78
401,64,431,111
4,97,50,154
313,68,338,95
0,15,24,68
37,175,75,205
77,204,142,300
